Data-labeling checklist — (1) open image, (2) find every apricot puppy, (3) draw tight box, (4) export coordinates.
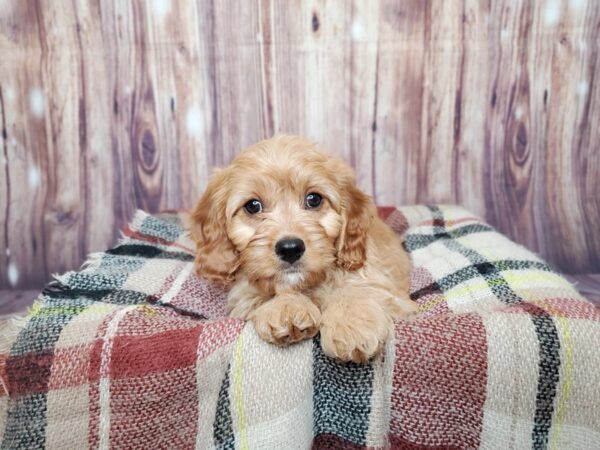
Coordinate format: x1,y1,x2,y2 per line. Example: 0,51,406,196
189,135,417,363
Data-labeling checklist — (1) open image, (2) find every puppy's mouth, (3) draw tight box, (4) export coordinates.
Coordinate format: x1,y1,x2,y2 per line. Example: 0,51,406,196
279,266,305,286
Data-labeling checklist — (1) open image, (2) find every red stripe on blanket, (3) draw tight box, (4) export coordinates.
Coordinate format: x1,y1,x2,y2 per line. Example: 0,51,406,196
501,297,600,321
377,206,410,236
106,325,203,379
0,354,7,397
86,319,242,448
88,379,101,448
109,366,199,449
167,274,229,319
377,206,397,221
389,435,462,450
122,226,195,253
385,210,410,235
196,319,245,361
390,313,487,449
417,217,481,228
48,344,93,390
6,350,53,396
87,316,204,448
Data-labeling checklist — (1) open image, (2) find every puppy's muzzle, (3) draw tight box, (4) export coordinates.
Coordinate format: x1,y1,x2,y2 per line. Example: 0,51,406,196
275,238,305,264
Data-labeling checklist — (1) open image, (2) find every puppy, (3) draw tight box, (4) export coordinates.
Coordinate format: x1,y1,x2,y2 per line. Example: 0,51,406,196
189,135,417,363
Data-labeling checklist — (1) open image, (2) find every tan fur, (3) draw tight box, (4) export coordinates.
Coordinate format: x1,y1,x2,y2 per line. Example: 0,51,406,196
190,135,417,363
248,292,321,346
190,169,239,285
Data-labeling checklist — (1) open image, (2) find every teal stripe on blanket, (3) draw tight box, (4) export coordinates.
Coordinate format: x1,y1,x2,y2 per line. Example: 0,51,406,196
137,214,183,242
312,335,373,445
107,244,193,261
9,295,94,356
213,367,235,449
427,206,562,450
1,394,47,450
405,223,494,250
3,293,93,449
64,272,129,291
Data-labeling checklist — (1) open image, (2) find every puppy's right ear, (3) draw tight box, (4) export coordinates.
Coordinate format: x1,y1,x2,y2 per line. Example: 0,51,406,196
189,169,239,286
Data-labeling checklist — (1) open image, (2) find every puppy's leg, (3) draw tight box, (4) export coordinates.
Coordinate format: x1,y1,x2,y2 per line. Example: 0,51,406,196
226,277,269,319
317,284,417,363
249,292,321,346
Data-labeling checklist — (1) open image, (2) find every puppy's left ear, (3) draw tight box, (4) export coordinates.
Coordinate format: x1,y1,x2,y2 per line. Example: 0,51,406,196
189,169,239,286
335,167,375,271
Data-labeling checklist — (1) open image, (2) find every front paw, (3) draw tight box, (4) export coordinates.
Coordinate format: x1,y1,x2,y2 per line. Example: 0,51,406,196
385,294,419,319
320,303,392,363
250,293,321,346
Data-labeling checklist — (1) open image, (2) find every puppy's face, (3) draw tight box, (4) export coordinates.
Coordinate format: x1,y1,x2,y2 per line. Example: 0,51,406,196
190,136,373,295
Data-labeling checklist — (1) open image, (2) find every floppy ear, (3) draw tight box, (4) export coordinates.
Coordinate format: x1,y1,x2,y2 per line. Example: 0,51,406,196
335,169,375,271
189,170,239,286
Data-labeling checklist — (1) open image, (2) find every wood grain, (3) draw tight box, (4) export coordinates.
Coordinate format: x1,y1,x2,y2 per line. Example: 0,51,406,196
0,0,599,289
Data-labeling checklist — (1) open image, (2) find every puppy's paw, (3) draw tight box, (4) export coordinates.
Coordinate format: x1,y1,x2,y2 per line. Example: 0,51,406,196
250,293,321,346
320,303,391,364
385,293,419,320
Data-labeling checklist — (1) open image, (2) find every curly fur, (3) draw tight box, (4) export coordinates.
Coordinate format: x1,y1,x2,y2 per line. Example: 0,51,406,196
190,135,417,363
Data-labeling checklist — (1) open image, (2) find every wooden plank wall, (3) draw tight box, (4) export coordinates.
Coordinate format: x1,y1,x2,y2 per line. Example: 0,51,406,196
0,0,599,289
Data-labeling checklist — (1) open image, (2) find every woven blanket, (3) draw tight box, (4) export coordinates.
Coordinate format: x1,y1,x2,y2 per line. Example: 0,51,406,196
1,205,599,450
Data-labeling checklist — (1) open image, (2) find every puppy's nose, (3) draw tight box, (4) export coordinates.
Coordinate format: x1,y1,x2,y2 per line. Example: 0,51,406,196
275,238,305,264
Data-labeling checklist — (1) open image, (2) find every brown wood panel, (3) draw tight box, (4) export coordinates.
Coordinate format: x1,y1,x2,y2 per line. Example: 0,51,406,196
1,1,49,289
268,0,379,193
0,290,39,317
373,0,426,204
0,0,599,289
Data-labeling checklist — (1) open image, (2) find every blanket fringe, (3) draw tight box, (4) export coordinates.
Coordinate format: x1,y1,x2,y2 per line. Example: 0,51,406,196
129,209,150,232
49,211,151,289
52,250,103,285
0,314,28,355
0,312,30,395
80,252,106,272
117,231,132,246
53,272,74,287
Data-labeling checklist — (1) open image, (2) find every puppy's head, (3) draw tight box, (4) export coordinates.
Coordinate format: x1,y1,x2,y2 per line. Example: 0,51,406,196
190,135,374,294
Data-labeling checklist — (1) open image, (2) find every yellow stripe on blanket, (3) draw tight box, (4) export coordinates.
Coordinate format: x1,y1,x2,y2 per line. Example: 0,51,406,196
445,271,572,305
445,278,500,304
417,296,448,313
502,271,573,291
546,308,574,450
29,303,116,318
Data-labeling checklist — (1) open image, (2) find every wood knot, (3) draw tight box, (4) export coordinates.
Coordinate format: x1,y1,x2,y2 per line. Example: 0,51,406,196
312,12,320,32
140,129,159,172
51,209,78,226
514,122,529,164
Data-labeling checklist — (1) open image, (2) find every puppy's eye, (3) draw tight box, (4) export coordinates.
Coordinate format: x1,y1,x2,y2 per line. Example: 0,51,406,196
304,192,322,209
244,199,263,214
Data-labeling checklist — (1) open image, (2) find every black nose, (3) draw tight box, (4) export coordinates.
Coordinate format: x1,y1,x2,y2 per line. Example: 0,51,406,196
275,238,305,264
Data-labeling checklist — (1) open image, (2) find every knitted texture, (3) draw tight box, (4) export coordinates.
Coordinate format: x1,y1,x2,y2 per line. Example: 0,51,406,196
1,205,599,449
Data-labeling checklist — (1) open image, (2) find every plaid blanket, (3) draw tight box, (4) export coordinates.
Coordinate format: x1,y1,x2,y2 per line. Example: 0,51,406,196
1,205,599,449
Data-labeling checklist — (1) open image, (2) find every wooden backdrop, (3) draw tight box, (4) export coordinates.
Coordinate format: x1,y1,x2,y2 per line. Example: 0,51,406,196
0,0,599,289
